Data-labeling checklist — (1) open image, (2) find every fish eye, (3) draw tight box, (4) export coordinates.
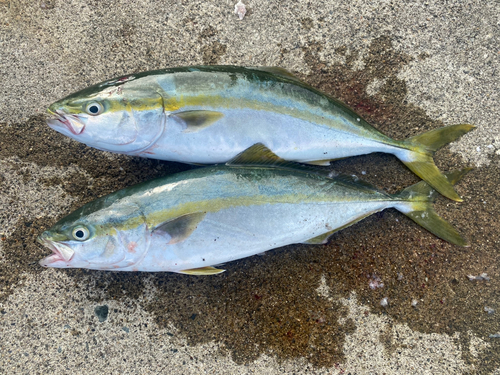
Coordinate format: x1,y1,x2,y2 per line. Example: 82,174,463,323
72,226,90,241
85,102,103,116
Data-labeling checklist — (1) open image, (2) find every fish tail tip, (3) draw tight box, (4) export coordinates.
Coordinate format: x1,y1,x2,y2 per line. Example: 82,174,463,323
396,167,470,246
405,123,475,154
402,161,472,201
400,208,468,247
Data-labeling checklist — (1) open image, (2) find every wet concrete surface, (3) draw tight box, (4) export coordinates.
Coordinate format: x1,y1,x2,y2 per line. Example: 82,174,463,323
1,1,499,374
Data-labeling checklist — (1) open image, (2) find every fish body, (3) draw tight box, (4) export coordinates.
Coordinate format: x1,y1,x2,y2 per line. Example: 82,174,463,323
47,66,474,201
38,146,467,273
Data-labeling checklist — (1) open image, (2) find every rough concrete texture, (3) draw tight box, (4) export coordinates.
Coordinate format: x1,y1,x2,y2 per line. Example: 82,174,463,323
1,0,499,373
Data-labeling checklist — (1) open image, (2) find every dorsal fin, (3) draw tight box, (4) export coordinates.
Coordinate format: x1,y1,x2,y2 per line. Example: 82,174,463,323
246,66,303,82
227,144,382,193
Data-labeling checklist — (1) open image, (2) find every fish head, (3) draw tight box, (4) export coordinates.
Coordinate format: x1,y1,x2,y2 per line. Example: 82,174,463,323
38,220,108,269
47,76,166,154
38,199,149,270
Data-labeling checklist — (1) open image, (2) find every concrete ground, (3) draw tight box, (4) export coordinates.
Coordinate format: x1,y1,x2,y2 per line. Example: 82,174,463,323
1,0,499,373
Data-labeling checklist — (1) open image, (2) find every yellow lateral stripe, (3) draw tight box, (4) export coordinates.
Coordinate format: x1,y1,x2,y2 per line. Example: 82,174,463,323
103,189,376,235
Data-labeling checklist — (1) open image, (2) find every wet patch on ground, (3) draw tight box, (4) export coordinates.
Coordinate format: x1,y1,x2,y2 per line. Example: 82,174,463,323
0,117,189,301
298,34,500,370
319,156,500,372
0,116,188,183
197,24,228,65
1,35,498,370
202,41,228,65
145,261,356,366
0,218,51,302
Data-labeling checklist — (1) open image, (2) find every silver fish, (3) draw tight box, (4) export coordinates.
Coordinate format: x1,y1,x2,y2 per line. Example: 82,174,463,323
46,66,474,202
38,145,468,274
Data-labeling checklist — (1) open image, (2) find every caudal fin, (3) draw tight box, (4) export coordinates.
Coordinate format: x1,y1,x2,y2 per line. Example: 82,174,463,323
394,168,471,246
401,124,474,202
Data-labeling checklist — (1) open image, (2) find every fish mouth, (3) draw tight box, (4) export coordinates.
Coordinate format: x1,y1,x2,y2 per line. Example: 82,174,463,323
37,236,75,266
47,109,86,135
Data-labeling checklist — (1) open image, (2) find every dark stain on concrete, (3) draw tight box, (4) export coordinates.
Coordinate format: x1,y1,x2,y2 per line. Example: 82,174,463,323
320,158,499,372
199,25,218,39
300,17,314,31
145,262,355,366
299,35,499,371
1,35,498,370
0,217,51,302
202,41,227,65
0,117,188,188
0,117,188,302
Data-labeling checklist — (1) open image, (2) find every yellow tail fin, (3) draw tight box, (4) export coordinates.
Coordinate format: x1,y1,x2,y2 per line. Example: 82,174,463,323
401,124,474,201
395,168,471,246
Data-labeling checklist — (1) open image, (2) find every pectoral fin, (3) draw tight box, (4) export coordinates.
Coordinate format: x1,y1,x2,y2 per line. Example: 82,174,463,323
172,110,224,133
153,212,206,244
178,266,226,275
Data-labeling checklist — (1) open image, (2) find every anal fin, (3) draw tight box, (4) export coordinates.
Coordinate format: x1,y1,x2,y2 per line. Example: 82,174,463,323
305,160,331,166
178,266,226,275
302,230,337,245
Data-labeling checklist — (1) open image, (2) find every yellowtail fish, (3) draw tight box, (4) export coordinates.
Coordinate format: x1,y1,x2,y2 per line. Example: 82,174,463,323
46,66,473,202
38,145,468,274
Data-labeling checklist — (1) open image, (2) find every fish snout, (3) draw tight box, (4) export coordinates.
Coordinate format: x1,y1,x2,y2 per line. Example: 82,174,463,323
37,231,53,244
47,102,60,115
37,232,76,266
47,109,86,135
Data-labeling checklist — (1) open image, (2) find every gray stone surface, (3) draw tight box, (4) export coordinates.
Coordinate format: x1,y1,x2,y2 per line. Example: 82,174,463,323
1,0,499,373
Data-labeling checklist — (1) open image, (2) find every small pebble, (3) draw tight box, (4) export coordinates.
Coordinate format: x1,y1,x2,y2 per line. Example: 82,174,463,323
234,1,247,20
94,305,109,323
484,306,495,314
380,297,388,307
369,275,384,290
411,299,418,308
467,273,490,281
